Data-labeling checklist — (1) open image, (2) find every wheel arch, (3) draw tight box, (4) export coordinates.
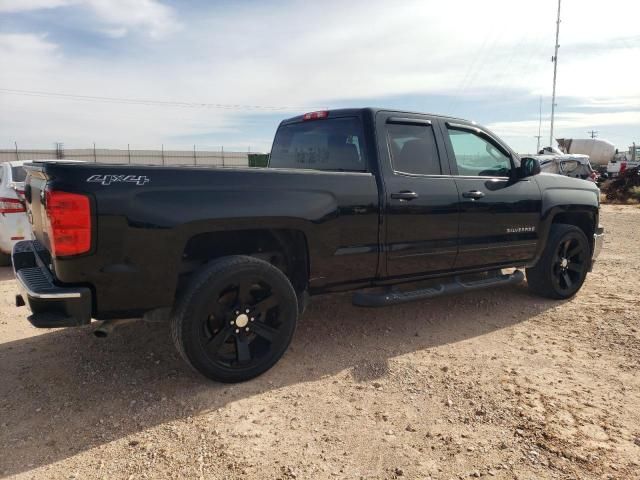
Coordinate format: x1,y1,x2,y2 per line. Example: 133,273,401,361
179,227,310,296
531,204,598,268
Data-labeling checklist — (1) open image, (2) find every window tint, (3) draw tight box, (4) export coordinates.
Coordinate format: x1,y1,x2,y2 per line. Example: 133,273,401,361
11,166,27,182
386,123,441,175
269,117,366,171
447,128,512,177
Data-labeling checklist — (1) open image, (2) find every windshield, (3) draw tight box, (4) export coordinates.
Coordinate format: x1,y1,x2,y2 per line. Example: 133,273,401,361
11,166,27,183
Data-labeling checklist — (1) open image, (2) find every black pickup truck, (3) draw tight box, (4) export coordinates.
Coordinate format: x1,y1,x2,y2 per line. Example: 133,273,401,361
13,108,604,382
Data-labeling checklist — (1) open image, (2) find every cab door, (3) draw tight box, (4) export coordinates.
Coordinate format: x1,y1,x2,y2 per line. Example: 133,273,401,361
440,122,542,269
376,112,460,278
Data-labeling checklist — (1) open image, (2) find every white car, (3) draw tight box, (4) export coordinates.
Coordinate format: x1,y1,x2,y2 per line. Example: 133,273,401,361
0,161,32,265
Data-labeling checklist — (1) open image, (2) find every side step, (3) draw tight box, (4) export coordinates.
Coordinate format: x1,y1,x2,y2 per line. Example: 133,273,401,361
352,270,525,307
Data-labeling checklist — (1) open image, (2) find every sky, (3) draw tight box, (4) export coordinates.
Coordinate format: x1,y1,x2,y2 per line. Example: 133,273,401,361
0,0,638,153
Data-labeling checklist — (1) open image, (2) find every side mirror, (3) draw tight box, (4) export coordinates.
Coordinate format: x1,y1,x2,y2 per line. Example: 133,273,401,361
519,157,541,178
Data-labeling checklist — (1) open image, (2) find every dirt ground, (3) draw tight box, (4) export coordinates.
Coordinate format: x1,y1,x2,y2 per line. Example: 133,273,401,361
0,204,639,480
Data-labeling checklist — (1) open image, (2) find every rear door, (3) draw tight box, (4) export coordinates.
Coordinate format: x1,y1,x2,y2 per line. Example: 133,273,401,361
440,122,542,269
376,111,459,278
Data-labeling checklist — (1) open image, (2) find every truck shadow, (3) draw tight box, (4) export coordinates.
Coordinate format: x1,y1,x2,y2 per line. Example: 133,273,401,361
0,283,561,477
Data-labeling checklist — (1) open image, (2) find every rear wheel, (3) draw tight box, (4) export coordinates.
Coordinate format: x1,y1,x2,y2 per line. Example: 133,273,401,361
171,255,298,383
526,224,590,299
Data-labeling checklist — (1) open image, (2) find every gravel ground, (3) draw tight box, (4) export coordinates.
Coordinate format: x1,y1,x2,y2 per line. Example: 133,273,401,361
0,204,639,480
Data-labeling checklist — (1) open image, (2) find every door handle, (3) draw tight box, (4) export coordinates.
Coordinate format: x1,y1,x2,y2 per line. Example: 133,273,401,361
391,191,419,201
462,190,485,199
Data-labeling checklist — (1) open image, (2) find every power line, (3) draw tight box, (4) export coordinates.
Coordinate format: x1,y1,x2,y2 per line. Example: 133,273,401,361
0,87,319,112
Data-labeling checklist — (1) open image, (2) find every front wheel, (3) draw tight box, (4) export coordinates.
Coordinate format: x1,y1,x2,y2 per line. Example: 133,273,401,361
526,224,591,299
171,255,298,383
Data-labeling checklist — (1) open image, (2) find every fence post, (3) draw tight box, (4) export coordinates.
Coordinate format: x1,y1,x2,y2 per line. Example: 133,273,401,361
193,144,196,165
161,144,165,165
221,146,224,166
93,142,97,162
128,144,131,164
14,141,19,161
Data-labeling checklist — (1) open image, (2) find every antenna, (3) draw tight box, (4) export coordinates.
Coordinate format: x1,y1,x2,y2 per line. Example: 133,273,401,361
549,0,561,147
587,130,598,139
535,96,543,152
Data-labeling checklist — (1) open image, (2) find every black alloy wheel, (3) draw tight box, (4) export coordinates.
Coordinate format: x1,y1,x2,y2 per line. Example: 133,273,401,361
550,234,588,295
172,255,298,382
526,223,591,299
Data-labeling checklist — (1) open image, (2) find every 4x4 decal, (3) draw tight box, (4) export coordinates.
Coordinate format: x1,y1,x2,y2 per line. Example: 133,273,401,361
86,174,150,186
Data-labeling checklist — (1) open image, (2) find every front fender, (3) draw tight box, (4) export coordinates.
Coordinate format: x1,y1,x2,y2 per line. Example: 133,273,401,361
529,174,600,267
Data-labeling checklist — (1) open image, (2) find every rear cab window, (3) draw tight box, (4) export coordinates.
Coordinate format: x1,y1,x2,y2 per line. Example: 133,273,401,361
386,122,442,175
269,116,367,172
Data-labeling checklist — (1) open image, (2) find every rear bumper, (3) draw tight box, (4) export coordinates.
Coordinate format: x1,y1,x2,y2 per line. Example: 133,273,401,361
12,240,92,328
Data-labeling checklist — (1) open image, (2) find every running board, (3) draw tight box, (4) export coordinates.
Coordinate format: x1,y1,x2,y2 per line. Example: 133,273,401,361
352,270,525,307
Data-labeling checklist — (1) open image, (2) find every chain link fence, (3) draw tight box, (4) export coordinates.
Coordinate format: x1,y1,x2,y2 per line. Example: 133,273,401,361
0,146,270,167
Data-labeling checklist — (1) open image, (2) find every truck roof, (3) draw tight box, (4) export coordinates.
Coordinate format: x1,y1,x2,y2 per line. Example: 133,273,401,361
280,107,471,125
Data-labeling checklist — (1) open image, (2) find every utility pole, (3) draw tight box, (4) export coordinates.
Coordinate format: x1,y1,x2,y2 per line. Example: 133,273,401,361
549,0,561,148
535,96,543,152
587,130,598,139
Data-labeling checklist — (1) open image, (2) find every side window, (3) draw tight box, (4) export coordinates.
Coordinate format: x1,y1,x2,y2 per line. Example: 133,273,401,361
447,128,512,177
386,123,441,175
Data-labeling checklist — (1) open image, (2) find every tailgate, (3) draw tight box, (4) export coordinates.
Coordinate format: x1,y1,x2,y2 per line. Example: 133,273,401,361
23,165,51,253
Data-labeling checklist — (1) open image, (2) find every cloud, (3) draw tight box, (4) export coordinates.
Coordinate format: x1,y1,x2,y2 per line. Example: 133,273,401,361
83,0,179,39
489,111,640,137
0,0,74,12
0,0,179,39
99,27,128,39
0,0,637,151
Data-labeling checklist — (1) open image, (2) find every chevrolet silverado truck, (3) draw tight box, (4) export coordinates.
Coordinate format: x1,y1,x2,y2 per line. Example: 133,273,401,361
13,108,604,382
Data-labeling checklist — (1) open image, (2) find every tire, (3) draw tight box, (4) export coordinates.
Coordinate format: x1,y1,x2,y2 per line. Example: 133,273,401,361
0,252,11,267
526,223,590,299
171,255,298,383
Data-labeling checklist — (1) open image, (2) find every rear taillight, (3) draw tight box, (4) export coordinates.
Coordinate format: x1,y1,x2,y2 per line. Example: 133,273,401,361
45,190,91,257
0,197,26,214
620,162,627,174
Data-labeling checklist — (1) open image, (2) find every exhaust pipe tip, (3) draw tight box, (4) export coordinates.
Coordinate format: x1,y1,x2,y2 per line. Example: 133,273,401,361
93,328,109,338
93,318,138,338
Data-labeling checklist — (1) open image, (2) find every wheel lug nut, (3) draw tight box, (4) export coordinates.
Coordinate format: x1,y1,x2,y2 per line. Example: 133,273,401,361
245,308,250,314
245,327,249,332
235,329,240,334
230,321,235,325
250,317,254,322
